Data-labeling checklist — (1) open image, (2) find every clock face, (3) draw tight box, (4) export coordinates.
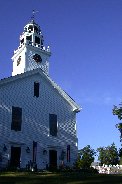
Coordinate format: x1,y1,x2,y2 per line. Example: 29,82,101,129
33,54,42,63
17,56,21,66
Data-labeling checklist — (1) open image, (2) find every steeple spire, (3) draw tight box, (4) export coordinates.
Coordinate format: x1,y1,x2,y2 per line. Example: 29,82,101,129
31,10,39,22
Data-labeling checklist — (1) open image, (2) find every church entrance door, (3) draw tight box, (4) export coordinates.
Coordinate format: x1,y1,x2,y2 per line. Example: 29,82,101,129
10,147,21,168
49,150,57,170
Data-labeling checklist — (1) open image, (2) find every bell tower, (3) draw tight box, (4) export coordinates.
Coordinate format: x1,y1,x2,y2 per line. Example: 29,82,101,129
12,19,51,76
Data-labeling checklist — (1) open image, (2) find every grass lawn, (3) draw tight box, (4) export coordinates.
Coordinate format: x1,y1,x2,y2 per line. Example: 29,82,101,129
0,171,122,184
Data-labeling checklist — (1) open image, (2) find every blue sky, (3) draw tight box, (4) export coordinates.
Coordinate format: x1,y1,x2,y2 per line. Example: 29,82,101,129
0,0,122,156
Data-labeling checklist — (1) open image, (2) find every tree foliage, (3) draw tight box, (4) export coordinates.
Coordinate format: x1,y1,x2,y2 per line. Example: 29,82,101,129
76,145,96,169
113,104,122,143
97,143,119,165
113,103,122,164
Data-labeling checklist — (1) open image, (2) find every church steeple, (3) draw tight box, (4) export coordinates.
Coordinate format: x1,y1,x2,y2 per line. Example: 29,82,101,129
12,18,51,76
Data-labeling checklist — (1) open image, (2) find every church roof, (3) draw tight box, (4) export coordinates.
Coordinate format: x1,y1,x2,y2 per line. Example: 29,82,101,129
0,69,81,112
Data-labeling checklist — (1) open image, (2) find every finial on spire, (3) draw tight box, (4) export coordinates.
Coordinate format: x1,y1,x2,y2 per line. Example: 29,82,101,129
31,10,39,21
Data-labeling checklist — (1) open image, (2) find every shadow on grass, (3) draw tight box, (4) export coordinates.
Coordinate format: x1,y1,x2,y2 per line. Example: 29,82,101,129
0,172,122,184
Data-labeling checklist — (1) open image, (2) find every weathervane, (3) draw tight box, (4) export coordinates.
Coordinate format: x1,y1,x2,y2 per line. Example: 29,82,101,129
31,10,39,21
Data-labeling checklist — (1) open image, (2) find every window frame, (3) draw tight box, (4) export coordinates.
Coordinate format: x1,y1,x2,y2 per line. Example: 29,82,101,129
49,114,57,136
11,106,22,131
34,82,40,97
67,145,70,162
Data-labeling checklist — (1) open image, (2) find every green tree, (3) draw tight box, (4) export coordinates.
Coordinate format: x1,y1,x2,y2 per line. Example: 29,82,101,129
77,145,96,169
113,104,122,164
97,143,119,165
113,104,122,143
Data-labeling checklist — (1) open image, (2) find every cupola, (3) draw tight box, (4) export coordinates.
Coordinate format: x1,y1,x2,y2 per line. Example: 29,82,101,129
20,20,44,49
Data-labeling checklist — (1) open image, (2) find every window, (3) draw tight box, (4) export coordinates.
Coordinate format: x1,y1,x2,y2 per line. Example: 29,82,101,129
34,82,39,97
34,26,39,33
26,35,32,41
67,145,70,162
11,107,22,131
49,114,57,136
28,25,33,32
35,36,40,44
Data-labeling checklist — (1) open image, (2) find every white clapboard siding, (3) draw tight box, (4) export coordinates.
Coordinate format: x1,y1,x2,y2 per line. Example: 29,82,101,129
0,70,79,169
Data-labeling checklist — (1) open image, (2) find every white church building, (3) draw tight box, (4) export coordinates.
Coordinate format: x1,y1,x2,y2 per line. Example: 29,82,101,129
0,18,80,170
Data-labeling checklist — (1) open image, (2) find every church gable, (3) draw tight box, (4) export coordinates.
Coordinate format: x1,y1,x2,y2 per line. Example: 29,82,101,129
0,69,80,112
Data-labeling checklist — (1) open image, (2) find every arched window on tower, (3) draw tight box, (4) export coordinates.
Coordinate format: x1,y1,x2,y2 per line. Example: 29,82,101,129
35,36,40,45
26,35,32,45
28,25,33,32
34,26,39,33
